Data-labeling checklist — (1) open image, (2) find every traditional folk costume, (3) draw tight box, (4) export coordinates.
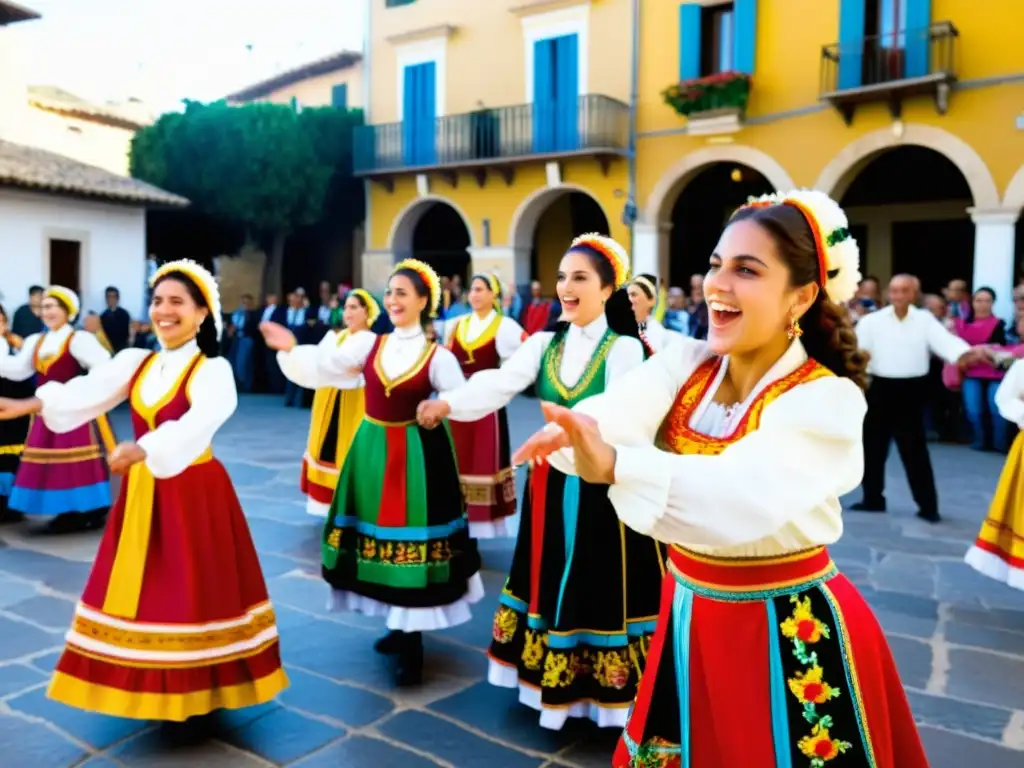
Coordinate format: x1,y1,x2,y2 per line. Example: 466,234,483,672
441,236,659,731
0,288,114,520
0,334,33,517
443,296,527,538
638,317,676,359
42,261,287,720
965,358,1024,590
311,260,482,680
545,191,927,767
280,290,380,518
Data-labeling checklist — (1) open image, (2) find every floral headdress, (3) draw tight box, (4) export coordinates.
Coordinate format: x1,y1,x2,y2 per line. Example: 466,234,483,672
392,258,442,317
150,259,223,339
45,285,80,322
568,233,631,289
737,189,862,304
348,288,381,326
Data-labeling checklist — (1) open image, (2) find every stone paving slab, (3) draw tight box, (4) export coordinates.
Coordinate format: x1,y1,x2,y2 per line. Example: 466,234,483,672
0,395,1022,766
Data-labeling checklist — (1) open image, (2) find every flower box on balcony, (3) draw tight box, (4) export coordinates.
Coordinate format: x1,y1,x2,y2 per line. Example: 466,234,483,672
662,72,751,134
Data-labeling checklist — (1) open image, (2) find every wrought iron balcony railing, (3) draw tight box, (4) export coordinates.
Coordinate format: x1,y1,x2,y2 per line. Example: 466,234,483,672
819,22,958,123
353,94,629,179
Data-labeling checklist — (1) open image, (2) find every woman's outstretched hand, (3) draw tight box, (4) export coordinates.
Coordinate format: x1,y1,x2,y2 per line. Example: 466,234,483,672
259,322,297,352
0,396,41,421
108,441,147,475
416,399,450,429
512,402,616,485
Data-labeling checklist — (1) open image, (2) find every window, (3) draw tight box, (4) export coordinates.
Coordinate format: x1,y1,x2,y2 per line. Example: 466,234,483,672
700,2,734,76
331,84,348,109
863,0,908,83
385,0,416,7
289,96,301,113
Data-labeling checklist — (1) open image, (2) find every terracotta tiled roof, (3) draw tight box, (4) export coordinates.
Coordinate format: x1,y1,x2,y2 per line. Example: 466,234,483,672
27,86,155,130
225,50,362,103
0,0,40,25
0,140,189,207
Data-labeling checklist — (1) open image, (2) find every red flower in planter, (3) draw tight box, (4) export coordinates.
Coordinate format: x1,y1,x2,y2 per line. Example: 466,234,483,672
661,71,752,119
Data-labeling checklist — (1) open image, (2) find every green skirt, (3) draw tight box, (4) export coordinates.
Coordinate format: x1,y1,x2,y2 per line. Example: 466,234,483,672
322,417,482,608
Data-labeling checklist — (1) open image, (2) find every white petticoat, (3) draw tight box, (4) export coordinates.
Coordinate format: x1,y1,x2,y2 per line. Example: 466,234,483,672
306,498,330,518
328,572,486,632
487,660,630,730
469,519,512,539
965,545,1024,591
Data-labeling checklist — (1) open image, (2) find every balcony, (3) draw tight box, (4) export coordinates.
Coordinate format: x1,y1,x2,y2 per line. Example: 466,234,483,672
819,21,958,125
353,94,629,191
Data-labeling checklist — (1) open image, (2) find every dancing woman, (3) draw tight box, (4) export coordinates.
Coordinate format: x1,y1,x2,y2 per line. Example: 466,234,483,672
278,289,380,518
443,273,526,537
627,273,675,357
0,261,288,726
417,234,658,731
262,259,481,687
516,191,928,766
0,286,112,532
0,304,33,522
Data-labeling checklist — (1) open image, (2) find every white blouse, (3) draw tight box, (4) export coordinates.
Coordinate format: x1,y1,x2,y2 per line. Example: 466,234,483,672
641,317,682,353
313,324,466,393
278,329,364,392
995,359,1024,427
0,324,110,381
441,314,644,423
34,340,237,479
442,310,525,362
545,337,867,558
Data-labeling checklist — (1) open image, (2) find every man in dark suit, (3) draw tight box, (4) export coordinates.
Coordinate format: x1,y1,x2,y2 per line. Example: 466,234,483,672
256,292,287,394
227,294,260,393
283,290,310,407
100,286,131,353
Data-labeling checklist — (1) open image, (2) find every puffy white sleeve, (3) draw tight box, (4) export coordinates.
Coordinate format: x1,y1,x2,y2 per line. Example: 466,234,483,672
37,348,150,433
440,331,552,422
543,337,707,475
925,313,970,363
0,333,39,381
496,316,527,361
605,335,645,384
315,330,377,388
609,376,865,550
135,357,237,479
429,346,467,393
278,331,361,391
995,359,1024,426
70,331,113,370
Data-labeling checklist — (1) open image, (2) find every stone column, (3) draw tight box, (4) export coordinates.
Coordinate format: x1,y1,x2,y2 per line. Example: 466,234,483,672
360,250,396,294
970,208,1020,322
468,247,518,287
633,222,671,280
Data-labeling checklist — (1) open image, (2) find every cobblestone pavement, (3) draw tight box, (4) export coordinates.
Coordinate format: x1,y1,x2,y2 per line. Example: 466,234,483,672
1,395,1023,766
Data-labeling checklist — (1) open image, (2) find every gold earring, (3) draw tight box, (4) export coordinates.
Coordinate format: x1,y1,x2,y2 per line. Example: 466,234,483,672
786,313,803,341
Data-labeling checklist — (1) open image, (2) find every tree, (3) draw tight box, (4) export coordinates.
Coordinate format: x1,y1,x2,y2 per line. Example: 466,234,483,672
130,100,364,297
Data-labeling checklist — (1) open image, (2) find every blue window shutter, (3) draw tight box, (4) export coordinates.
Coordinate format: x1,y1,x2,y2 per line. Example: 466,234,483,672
554,34,579,151
837,0,866,90
402,66,417,165
331,83,348,109
732,0,757,75
420,61,437,165
678,3,701,80
532,39,554,153
904,0,931,78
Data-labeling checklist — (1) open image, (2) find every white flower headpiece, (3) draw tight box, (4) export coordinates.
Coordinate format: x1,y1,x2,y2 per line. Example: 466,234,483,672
740,189,862,304
149,259,223,339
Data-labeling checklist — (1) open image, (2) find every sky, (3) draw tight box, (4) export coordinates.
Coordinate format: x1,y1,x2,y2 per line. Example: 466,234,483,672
15,0,365,114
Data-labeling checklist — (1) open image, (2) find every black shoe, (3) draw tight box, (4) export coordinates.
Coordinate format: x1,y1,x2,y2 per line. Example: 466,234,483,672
916,509,942,524
373,630,404,655
85,510,107,530
850,500,886,513
395,632,423,687
40,514,91,534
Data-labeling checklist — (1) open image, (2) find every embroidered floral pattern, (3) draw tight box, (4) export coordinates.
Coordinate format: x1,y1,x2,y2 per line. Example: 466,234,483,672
522,629,545,670
541,648,581,688
492,606,518,644
632,736,682,768
593,649,632,689
355,535,454,566
781,594,854,764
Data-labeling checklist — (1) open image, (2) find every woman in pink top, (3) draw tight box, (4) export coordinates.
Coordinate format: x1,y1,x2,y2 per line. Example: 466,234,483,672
956,287,1009,451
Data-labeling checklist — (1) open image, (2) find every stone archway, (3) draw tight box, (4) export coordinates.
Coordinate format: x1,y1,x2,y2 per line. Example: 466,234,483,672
388,195,477,256
1003,164,1024,214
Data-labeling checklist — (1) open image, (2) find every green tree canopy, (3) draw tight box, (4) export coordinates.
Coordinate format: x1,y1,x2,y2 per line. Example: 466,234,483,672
130,100,364,296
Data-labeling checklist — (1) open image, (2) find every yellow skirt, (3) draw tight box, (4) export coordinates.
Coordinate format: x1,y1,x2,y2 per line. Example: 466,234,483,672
301,386,365,518
965,430,1024,590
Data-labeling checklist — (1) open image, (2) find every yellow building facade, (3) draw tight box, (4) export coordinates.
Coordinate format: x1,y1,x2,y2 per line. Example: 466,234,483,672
225,51,363,111
359,0,1024,317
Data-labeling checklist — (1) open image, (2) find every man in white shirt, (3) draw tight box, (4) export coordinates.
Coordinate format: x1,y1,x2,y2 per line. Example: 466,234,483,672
854,274,991,523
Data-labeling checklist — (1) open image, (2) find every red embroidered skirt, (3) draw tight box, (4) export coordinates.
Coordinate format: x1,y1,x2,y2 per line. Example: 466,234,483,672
47,459,287,721
448,407,516,526
615,546,928,767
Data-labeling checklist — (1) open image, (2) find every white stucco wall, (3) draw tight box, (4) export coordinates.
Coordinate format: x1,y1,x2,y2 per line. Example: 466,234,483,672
0,188,148,320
